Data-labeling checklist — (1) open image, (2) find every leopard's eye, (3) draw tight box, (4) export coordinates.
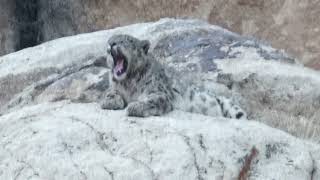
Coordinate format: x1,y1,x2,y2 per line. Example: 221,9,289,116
110,42,116,47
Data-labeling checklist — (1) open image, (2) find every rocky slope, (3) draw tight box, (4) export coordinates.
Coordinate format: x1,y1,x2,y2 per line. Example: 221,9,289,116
0,19,320,179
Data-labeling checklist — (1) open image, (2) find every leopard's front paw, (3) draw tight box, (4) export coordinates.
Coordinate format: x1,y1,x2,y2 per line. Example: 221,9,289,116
100,92,125,110
126,101,148,117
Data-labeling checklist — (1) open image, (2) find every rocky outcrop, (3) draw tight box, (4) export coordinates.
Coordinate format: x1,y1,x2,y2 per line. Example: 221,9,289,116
1,101,319,180
0,19,320,179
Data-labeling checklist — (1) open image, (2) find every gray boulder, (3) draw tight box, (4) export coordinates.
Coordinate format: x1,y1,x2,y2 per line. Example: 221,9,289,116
0,19,319,179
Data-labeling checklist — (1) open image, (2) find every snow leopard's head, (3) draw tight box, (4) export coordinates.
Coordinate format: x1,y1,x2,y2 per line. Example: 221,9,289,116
107,34,150,81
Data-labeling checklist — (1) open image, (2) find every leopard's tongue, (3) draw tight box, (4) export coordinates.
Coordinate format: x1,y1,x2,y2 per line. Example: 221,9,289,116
115,59,124,73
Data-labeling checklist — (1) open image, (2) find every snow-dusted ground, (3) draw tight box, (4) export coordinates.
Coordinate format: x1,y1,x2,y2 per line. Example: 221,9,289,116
0,18,320,179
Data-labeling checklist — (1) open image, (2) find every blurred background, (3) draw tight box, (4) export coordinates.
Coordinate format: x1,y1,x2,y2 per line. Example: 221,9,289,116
0,0,319,70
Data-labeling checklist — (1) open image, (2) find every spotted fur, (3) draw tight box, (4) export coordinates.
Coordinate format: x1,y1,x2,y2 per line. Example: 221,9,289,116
100,34,247,119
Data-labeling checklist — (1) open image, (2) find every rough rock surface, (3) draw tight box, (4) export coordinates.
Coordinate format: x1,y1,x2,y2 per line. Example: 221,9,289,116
0,19,320,179
1,101,319,180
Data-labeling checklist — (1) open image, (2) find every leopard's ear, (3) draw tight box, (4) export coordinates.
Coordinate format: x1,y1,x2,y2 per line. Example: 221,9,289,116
140,40,150,54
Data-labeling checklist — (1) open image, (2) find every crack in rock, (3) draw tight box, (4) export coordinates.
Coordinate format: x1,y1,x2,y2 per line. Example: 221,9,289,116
69,116,114,155
14,159,40,180
103,166,115,180
35,56,107,91
62,141,88,180
3,149,40,180
198,134,207,152
14,166,25,180
129,157,157,180
146,143,154,164
69,116,158,180
310,152,316,180
181,134,205,180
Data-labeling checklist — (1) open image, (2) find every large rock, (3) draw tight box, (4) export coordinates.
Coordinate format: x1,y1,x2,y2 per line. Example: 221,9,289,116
0,19,294,109
0,19,320,179
1,19,319,141
0,101,319,180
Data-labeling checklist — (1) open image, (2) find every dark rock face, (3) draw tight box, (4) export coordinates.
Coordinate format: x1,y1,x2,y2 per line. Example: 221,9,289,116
14,0,41,50
0,0,15,55
0,0,77,54
153,30,233,72
153,28,294,73
38,0,77,42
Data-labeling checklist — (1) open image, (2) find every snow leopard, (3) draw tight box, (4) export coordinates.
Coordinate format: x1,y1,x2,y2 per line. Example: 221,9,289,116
100,34,246,119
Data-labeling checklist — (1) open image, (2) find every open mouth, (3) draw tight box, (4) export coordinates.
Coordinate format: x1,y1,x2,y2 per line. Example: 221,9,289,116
111,46,128,77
